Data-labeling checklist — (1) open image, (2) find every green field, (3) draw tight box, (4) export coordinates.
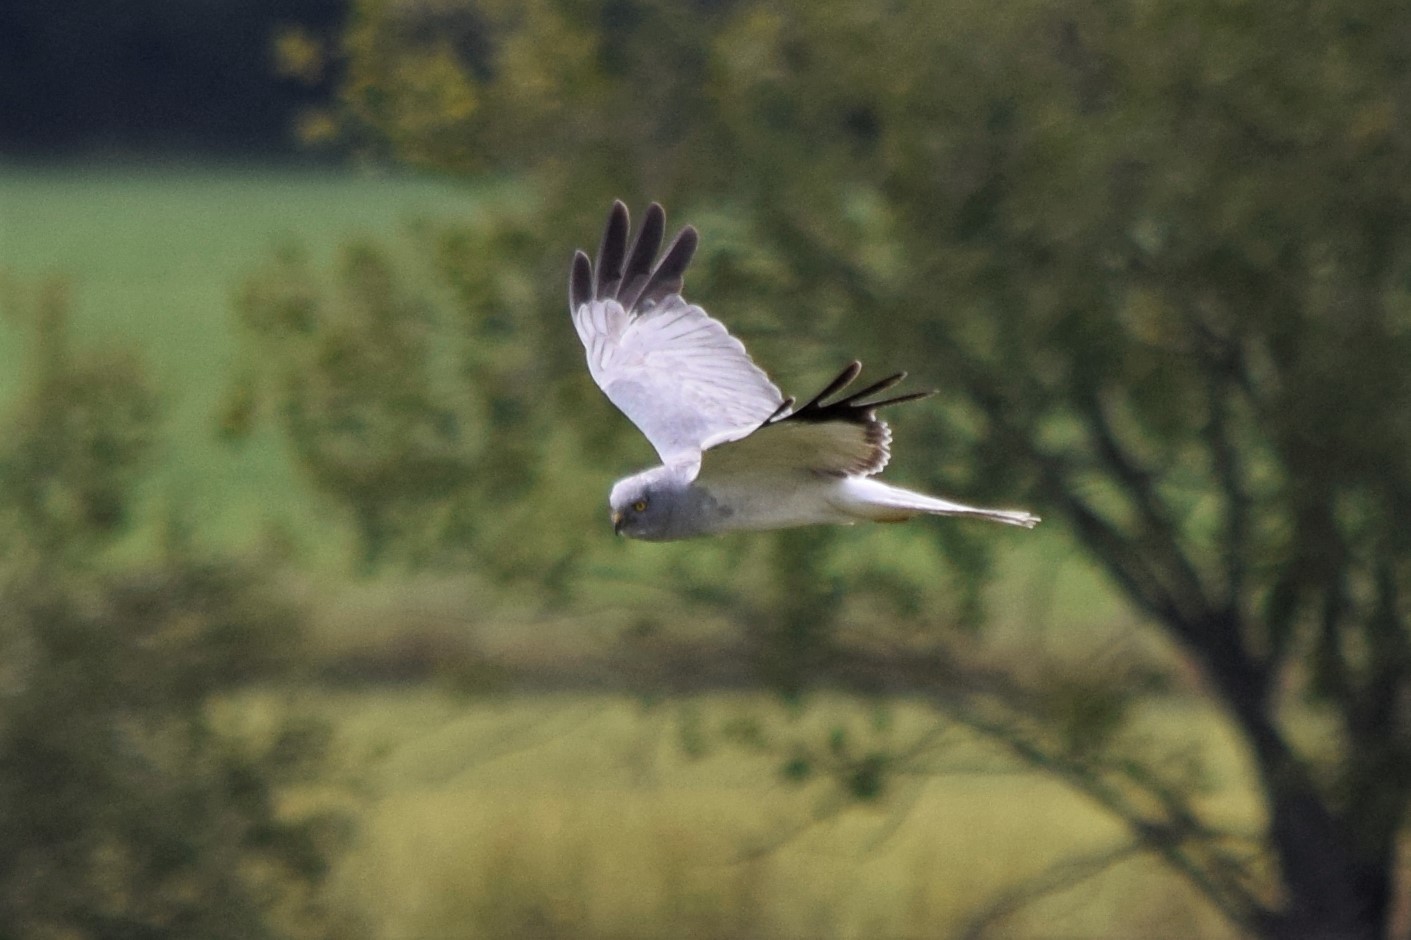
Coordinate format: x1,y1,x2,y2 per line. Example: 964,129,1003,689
1,163,1254,937
1,161,479,558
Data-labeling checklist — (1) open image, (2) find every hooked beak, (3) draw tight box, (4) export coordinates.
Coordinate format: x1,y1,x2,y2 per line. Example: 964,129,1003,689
611,510,625,535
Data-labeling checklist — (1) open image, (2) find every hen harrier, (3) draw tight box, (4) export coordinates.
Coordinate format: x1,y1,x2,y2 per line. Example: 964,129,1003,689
569,201,1040,541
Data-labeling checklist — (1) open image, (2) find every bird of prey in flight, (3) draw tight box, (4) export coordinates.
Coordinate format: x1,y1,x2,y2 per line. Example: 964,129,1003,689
569,201,1040,541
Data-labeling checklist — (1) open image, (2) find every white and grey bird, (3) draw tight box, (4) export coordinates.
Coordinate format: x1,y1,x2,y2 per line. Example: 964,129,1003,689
569,201,1040,541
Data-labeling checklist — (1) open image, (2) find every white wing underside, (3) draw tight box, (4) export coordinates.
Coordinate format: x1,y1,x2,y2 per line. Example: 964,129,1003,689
697,417,892,482
573,294,784,463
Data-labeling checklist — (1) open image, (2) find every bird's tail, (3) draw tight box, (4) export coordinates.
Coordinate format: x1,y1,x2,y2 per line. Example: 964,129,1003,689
837,478,1040,529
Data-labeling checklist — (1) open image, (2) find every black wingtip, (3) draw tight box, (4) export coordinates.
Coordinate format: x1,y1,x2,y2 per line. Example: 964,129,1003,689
784,363,932,425
762,396,796,425
577,201,704,311
637,225,699,307
570,250,593,310
618,203,668,312
595,201,631,298
799,362,863,411
839,371,907,405
864,389,935,410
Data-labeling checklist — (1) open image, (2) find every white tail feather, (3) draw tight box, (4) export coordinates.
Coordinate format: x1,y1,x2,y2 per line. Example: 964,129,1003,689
837,478,1040,529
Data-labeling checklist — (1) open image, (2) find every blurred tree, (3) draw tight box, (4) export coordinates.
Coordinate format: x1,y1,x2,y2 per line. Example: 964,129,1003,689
0,559,357,940
293,0,1411,935
233,241,481,571
0,276,160,568
0,276,357,939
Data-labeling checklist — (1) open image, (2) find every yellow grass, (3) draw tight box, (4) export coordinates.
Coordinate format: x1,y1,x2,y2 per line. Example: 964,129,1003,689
223,688,1253,939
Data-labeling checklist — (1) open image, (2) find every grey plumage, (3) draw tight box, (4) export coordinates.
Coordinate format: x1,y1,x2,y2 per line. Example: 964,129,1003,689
570,201,1040,541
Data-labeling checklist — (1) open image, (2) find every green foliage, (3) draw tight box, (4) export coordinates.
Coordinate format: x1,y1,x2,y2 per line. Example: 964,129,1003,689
0,273,356,939
232,218,616,589
235,241,482,570
0,276,160,566
0,558,355,940
780,753,811,785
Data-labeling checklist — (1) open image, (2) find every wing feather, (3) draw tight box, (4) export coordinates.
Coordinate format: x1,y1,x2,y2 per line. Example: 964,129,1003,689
617,202,666,312
593,201,630,298
570,201,783,462
570,250,593,311
697,363,934,482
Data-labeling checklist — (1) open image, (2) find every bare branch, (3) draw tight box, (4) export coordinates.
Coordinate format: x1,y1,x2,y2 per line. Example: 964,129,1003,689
1027,445,1204,630
958,839,1146,940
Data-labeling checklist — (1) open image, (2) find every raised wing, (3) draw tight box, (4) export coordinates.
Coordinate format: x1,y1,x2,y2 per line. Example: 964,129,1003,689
696,362,933,481
570,201,784,463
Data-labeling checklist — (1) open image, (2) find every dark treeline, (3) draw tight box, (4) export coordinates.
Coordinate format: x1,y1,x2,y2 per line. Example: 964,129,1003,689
0,0,346,156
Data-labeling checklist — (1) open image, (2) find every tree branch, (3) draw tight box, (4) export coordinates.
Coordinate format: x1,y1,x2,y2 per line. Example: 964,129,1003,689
958,839,1147,940
1026,445,1205,631
1076,388,1213,621
1202,368,1252,618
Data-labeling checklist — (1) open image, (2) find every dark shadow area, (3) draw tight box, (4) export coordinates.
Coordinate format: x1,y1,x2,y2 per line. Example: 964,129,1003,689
0,0,345,158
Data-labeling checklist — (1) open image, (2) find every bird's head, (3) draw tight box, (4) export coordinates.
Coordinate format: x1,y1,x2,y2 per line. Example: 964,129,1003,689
609,467,685,541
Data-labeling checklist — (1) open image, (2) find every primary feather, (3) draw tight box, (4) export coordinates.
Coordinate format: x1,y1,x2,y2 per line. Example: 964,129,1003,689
570,202,783,462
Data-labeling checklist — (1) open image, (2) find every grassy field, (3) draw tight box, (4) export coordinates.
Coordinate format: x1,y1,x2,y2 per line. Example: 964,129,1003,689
2,163,1255,937
223,687,1250,940
1,160,480,557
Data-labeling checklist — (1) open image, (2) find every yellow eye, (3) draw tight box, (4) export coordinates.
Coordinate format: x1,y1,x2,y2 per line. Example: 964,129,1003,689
632,499,648,513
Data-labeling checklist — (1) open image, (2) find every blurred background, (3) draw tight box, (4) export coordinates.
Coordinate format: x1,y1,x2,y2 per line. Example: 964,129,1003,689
3,1,1410,937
